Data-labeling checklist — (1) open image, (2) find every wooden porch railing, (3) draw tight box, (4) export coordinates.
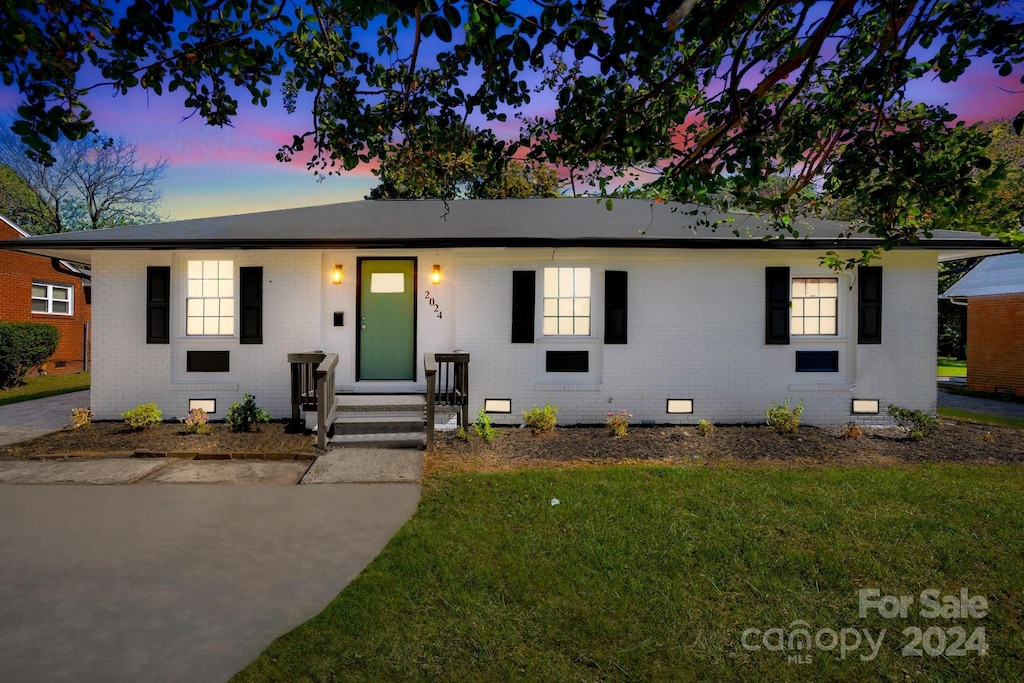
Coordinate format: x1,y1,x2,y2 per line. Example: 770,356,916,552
424,352,470,452
288,351,339,450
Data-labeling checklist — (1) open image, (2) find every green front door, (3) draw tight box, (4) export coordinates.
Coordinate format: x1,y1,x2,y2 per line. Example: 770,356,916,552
358,258,416,380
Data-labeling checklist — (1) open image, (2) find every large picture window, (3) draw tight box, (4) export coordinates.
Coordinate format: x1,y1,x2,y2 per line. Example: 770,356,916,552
792,277,838,335
186,260,234,336
543,267,591,336
32,282,73,315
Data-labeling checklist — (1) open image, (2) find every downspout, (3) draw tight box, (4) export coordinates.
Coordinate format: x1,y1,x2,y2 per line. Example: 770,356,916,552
83,321,90,373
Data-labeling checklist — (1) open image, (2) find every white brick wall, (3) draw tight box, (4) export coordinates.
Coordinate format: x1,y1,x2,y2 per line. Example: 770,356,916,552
91,250,320,420
91,246,937,427
454,248,938,427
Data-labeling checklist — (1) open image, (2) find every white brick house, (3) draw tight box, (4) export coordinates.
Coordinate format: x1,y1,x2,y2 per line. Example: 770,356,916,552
2,198,1006,426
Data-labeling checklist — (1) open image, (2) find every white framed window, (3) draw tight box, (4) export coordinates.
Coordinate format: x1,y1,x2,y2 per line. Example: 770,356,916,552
543,266,591,336
792,277,838,336
186,260,234,336
31,282,73,316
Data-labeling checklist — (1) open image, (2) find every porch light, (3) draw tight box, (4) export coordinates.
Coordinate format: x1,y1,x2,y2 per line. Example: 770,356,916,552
431,264,441,284
331,265,343,284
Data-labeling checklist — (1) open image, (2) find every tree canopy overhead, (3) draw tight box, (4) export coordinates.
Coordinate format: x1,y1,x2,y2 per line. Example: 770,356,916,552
3,1,1024,251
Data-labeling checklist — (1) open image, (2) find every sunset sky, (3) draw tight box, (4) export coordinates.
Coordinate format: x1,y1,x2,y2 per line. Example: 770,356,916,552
1,50,1022,222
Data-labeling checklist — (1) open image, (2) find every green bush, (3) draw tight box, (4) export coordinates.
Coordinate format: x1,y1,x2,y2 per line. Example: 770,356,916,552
765,399,804,434
225,393,271,432
523,401,559,434
887,405,938,440
473,408,499,444
697,419,715,438
0,322,60,389
122,403,162,430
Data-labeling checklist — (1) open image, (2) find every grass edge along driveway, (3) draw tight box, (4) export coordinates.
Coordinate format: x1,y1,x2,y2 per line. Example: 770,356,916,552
234,464,1024,682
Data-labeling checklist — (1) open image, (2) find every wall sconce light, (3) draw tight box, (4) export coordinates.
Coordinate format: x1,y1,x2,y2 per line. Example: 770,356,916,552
331,265,343,284
431,264,441,284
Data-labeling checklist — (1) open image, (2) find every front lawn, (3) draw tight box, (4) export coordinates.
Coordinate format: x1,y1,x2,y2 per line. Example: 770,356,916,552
938,357,968,377
234,465,1024,681
0,372,90,406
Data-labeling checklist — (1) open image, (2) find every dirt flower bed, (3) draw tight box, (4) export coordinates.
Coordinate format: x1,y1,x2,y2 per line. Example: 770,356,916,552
0,420,316,458
425,420,1024,476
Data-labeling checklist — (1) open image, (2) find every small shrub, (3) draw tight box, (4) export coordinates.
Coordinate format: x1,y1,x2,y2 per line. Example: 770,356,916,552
225,393,271,432
122,402,162,430
840,422,863,440
0,322,61,389
180,408,212,435
454,427,470,442
70,407,93,430
697,419,715,438
605,409,632,437
887,405,938,440
473,408,499,444
983,432,995,443
522,401,559,434
765,399,804,434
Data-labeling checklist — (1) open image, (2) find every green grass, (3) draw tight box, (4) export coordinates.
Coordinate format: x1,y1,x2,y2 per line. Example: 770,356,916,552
938,356,967,377
234,465,1024,682
0,372,90,406
939,408,1024,430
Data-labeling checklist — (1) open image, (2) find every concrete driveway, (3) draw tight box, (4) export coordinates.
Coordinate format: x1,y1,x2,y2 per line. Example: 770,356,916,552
0,483,420,683
0,390,89,446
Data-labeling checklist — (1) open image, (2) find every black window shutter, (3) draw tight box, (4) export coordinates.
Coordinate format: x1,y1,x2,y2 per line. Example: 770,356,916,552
239,267,263,344
604,270,628,344
858,266,883,344
511,270,535,343
765,267,790,345
146,266,170,344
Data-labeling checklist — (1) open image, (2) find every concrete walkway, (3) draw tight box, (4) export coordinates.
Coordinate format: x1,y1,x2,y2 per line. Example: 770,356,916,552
0,483,420,683
301,448,423,483
0,390,90,446
0,458,313,486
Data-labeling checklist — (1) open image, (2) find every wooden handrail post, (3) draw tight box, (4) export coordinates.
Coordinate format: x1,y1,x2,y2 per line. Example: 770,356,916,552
424,353,437,452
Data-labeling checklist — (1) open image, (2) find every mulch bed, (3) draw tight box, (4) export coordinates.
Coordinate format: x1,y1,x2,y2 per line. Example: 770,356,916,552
424,420,1024,476
0,421,317,459
2,418,1022,474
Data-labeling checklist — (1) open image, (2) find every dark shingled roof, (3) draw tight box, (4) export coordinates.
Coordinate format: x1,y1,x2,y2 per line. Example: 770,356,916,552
0,198,1008,263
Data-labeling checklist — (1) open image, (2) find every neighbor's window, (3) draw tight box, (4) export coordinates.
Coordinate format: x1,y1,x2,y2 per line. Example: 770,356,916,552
792,277,838,335
31,282,73,315
186,260,234,335
543,267,591,335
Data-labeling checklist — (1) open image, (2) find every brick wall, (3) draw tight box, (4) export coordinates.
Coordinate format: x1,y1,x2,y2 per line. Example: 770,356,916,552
90,250,320,419
0,221,91,374
454,248,937,427
966,293,1024,396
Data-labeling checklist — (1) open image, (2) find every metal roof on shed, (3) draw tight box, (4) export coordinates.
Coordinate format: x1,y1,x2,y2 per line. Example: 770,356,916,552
942,253,1024,299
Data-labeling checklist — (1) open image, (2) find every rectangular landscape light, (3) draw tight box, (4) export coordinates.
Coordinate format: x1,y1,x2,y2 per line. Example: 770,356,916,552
851,399,879,414
666,399,694,414
484,399,512,414
189,398,217,414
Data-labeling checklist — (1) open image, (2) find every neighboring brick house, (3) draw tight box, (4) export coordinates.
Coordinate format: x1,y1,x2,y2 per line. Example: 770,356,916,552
942,253,1024,397
0,198,1006,425
0,214,91,375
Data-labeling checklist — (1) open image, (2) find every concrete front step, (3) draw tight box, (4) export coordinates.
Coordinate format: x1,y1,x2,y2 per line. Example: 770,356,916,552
330,432,426,449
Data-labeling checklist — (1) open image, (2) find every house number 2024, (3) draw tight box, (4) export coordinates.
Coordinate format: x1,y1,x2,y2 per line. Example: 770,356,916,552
423,291,443,319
